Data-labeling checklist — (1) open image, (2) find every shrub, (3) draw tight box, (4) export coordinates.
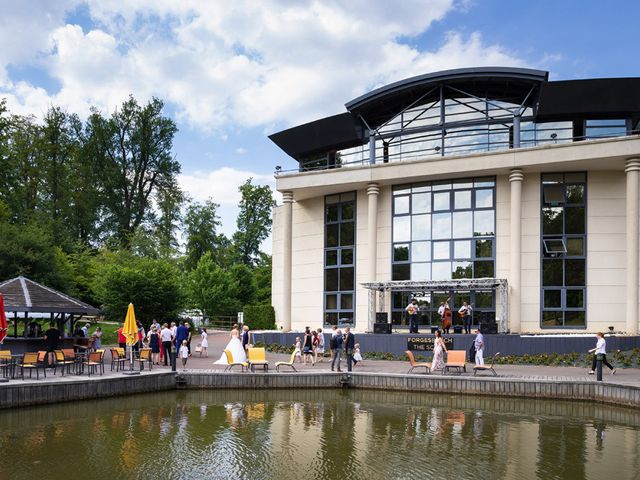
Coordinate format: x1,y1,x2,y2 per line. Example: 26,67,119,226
243,305,276,330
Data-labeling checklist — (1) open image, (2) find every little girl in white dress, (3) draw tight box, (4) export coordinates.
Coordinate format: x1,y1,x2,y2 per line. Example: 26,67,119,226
294,337,302,363
353,343,363,365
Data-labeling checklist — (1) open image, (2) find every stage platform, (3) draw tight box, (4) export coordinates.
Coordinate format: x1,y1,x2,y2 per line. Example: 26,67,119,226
253,331,640,357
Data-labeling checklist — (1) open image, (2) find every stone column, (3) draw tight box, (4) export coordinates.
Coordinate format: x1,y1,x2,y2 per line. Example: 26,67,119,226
367,183,380,331
509,169,524,333
625,159,640,334
281,191,294,331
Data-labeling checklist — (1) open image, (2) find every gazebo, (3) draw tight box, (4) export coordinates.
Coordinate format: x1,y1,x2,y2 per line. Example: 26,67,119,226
0,276,100,339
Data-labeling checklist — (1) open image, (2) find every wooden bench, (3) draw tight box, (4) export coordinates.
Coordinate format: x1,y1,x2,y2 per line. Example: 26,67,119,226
443,350,466,375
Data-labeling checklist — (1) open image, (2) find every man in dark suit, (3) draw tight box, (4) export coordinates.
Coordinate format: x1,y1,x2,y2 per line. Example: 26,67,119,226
242,325,250,351
344,327,355,372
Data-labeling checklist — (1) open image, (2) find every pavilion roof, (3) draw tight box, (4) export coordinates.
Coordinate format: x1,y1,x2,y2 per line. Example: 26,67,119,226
0,276,99,315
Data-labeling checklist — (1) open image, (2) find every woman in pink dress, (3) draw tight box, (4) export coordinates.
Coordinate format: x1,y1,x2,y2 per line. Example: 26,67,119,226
432,330,447,371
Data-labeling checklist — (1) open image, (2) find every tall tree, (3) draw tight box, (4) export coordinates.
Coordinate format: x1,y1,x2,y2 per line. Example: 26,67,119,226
184,199,230,270
155,185,184,255
187,252,240,318
90,96,180,246
232,178,276,266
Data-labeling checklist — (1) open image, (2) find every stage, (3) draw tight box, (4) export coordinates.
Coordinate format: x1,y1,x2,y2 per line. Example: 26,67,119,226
253,331,640,357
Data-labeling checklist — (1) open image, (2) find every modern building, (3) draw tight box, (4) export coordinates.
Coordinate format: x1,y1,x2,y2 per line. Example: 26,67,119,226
269,67,640,334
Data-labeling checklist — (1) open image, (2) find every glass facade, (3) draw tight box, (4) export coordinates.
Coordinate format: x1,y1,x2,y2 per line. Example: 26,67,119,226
541,173,587,328
324,192,356,327
391,177,496,326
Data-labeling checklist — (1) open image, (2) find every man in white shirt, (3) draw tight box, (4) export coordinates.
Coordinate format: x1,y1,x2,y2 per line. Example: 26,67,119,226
474,329,484,366
161,324,174,366
459,302,473,334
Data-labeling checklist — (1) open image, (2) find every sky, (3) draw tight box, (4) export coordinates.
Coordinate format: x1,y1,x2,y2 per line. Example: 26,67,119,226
1,0,639,243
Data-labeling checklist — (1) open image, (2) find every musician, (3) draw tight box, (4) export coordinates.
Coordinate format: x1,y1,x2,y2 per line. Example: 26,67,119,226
405,298,419,334
459,302,473,334
439,298,452,334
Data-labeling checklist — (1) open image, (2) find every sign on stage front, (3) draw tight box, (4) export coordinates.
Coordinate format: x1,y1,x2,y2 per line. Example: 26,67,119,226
407,336,454,351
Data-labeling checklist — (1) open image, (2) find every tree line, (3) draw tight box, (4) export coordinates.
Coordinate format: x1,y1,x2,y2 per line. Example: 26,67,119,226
0,97,275,326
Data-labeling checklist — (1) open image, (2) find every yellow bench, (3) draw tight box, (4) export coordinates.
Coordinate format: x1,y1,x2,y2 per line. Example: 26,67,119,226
443,350,467,375
275,351,297,372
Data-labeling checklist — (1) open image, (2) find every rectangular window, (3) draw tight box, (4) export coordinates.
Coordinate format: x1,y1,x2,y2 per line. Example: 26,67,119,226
324,192,356,327
540,173,586,328
391,177,496,325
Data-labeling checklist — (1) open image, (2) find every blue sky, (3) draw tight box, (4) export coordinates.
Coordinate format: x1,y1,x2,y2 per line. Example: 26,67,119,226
1,0,639,239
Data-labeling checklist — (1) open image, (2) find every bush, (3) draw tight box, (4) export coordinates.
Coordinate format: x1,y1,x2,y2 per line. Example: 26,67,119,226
243,304,276,330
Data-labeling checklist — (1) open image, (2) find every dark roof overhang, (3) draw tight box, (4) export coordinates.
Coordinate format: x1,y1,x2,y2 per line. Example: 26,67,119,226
269,112,366,161
536,78,640,121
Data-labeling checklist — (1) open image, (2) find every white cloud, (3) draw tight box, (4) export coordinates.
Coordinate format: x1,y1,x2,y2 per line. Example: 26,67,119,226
178,167,278,252
0,0,542,132
235,147,247,155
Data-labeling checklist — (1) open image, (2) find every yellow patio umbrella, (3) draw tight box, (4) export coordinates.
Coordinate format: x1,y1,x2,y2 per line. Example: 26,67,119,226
122,303,139,374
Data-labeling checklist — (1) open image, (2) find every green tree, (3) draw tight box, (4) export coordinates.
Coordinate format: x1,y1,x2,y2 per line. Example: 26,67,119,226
187,252,240,318
92,254,185,325
89,96,180,246
232,178,276,266
0,221,73,291
184,199,230,270
229,263,257,306
253,253,272,304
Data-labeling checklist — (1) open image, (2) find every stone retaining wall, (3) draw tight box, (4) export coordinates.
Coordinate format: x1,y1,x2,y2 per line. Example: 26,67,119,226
179,371,640,408
0,372,176,409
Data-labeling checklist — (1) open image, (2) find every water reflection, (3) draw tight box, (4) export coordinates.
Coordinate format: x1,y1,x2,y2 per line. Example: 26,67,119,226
0,390,638,480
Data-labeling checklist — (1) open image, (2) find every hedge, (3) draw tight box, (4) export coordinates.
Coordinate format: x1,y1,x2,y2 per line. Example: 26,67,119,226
243,304,276,330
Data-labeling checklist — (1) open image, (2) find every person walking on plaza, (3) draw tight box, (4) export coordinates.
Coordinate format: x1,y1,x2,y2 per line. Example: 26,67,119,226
44,322,60,366
405,298,419,333
293,337,302,363
589,332,616,375
474,328,485,366
179,340,189,371
302,327,314,365
161,323,174,366
91,326,102,350
432,329,447,371
242,324,251,351
200,327,209,357
353,343,363,366
175,321,189,350
117,323,126,349
331,329,343,372
344,327,355,372
315,327,325,363
329,325,338,361
459,302,473,334
148,325,160,365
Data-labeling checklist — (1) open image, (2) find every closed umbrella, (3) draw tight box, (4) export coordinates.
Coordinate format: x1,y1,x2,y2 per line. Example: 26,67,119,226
122,303,139,375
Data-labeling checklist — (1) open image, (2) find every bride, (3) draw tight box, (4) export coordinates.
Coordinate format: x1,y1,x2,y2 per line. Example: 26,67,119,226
214,328,247,364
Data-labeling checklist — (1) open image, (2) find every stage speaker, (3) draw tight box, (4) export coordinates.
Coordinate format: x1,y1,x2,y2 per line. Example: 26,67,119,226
453,325,463,334
480,322,498,334
374,323,392,334
376,312,388,323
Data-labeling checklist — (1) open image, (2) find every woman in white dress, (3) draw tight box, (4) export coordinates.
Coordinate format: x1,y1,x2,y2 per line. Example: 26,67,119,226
432,329,447,371
200,328,209,358
214,328,247,365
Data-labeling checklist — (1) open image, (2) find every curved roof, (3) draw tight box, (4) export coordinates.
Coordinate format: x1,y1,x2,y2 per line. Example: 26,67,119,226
345,67,548,128
0,276,99,314
270,67,640,162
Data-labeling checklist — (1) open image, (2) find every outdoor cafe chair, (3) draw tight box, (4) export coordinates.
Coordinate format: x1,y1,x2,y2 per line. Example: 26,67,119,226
0,350,16,379
53,350,76,376
110,348,128,371
36,351,49,375
473,352,500,377
247,347,269,372
275,350,297,372
405,350,432,374
223,349,248,372
82,351,104,376
132,348,152,371
443,350,467,375
17,352,43,380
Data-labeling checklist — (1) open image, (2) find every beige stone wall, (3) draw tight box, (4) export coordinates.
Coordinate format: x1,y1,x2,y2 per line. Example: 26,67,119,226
586,171,626,332
271,205,285,329
273,166,635,333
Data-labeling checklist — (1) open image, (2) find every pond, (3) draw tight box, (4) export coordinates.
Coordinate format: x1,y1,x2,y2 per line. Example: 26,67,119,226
0,389,638,480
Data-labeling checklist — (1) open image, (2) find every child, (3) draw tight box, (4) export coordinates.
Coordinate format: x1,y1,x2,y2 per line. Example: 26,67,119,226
179,339,189,371
353,343,363,366
294,336,302,363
